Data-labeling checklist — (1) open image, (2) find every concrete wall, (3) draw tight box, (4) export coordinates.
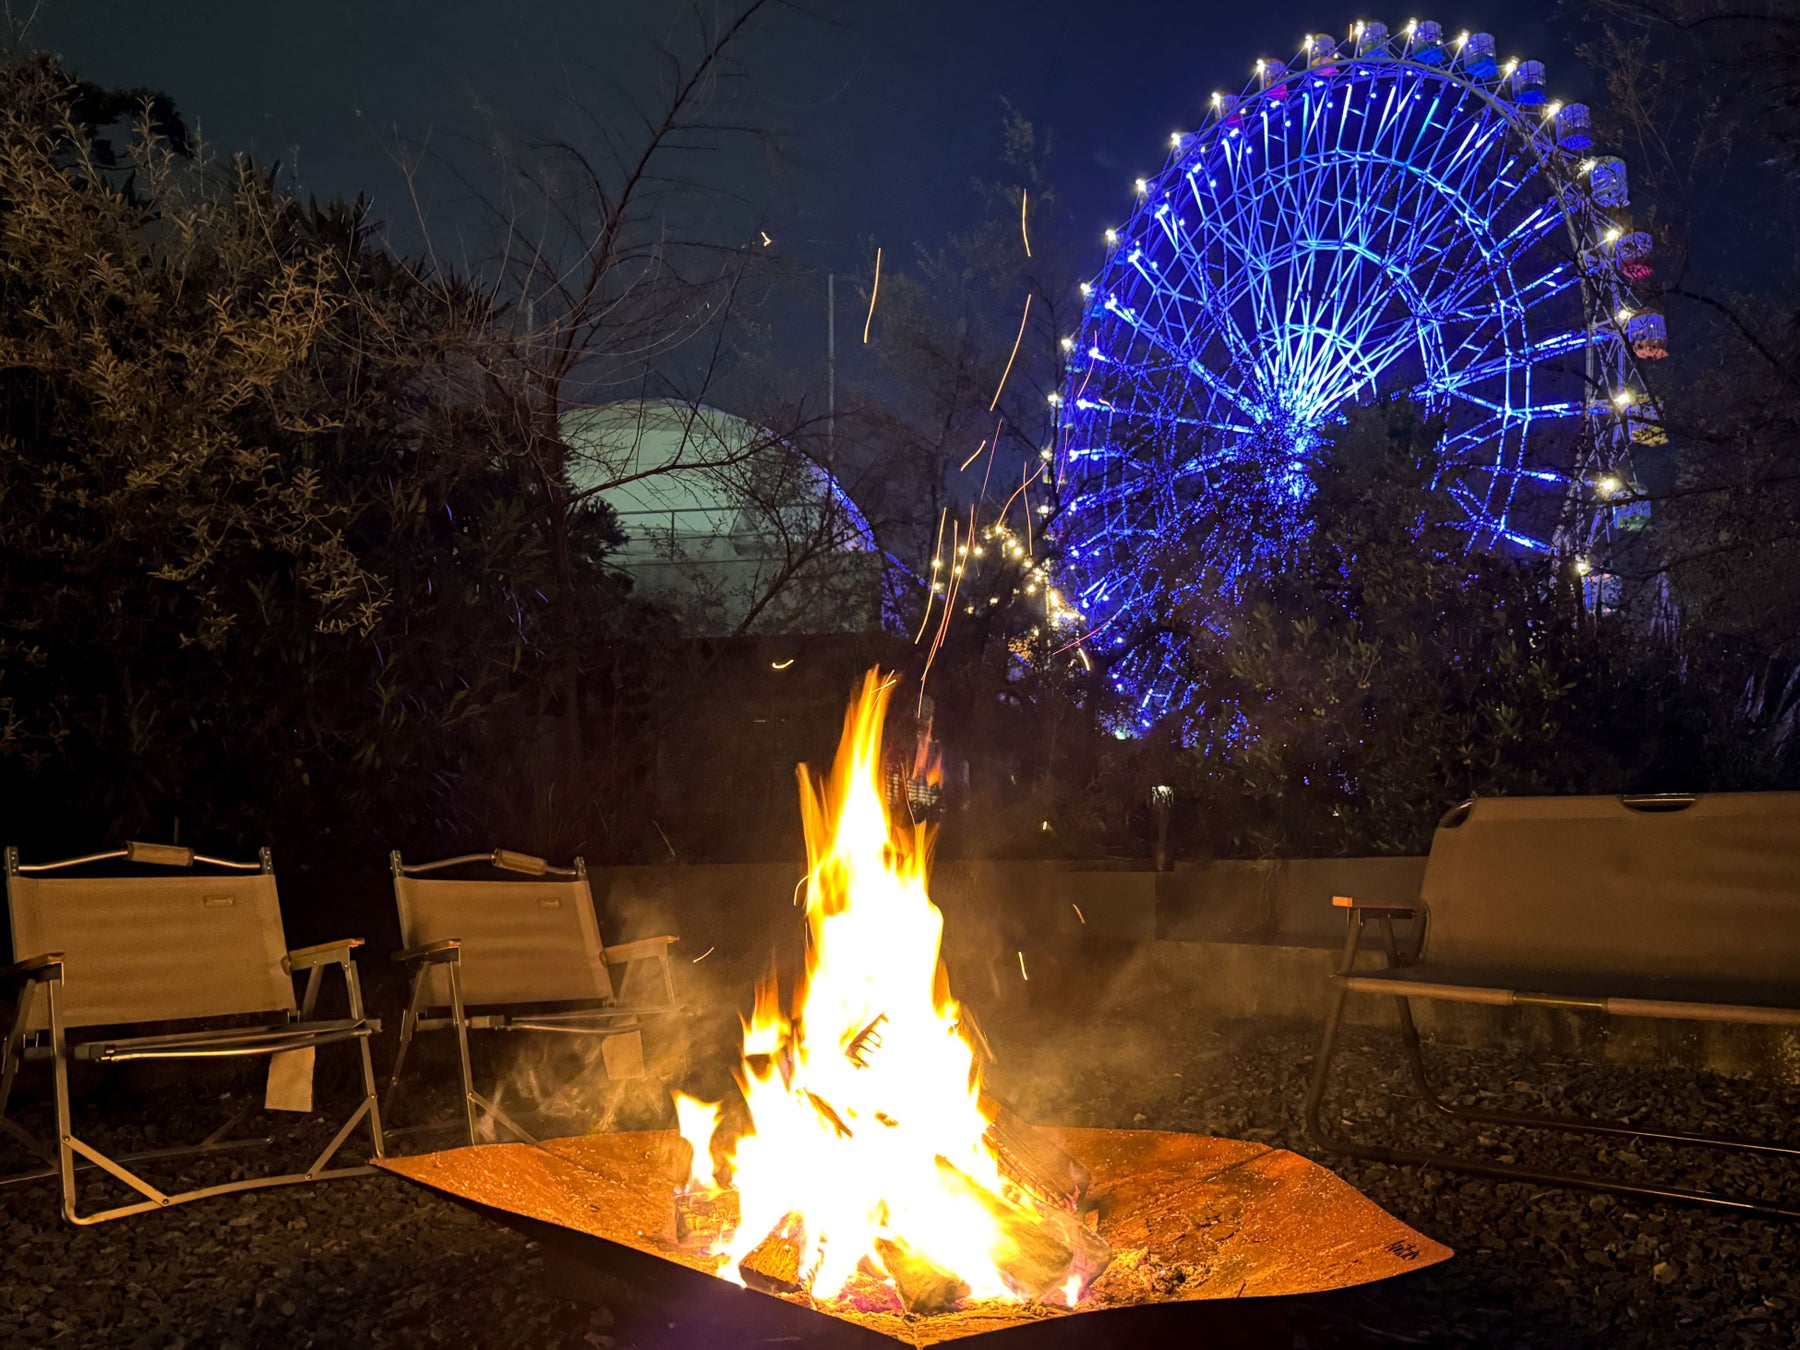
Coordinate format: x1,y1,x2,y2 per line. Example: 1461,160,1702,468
590,856,1799,1082
1154,856,1427,947
592,855,1424,954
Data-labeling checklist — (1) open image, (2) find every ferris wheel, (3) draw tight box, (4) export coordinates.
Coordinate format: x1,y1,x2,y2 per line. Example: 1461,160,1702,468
1054,21,1666,728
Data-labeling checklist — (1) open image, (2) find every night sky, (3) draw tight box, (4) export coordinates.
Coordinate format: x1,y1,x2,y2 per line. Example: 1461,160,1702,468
39,0,1583,286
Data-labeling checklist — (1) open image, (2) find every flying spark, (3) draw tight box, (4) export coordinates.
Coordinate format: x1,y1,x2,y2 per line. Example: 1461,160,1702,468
913,507,949,644
989,294,1033,412
863,246,882,343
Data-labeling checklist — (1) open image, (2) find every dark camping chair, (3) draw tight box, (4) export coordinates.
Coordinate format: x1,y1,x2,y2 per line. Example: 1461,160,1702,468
1306,792,1800,1220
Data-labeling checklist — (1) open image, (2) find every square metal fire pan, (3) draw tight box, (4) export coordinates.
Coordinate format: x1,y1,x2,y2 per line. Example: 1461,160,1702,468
377,1128,1450,1346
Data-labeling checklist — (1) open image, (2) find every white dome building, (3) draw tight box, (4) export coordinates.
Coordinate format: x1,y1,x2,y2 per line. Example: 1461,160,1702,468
561,399,883,636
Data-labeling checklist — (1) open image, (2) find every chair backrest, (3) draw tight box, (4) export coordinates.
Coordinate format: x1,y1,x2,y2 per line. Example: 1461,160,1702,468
1419,793,1800,984
391,852,613,1008
6,845,295,1031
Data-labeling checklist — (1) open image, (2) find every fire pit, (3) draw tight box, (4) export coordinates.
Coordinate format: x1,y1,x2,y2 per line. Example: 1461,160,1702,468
379,670,1449,1342
379,1126,1449,1344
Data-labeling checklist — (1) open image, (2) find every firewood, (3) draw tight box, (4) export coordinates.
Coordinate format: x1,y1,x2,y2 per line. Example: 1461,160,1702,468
934,1158,1076,1301
1040,1204,1114,1293
873,1236,970,1315
846,1012,888,1068
978,1090,1092,1214
837,1009,1090,1216
673,1187,737,1247
738,1216,807,1295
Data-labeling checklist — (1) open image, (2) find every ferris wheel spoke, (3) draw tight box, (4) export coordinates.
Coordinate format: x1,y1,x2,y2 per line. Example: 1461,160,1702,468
1441,392,1587,429
1424,328,1590,396
1099,281,1260,416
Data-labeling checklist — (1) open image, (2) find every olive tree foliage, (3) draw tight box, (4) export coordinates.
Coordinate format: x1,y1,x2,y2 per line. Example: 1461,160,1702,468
0,55,625,851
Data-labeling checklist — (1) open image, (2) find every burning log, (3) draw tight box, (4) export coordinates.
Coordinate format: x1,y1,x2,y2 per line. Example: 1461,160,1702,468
934,1157,1112,1301
738,1215,808,1295
674,1187,737,1247
846,1012,887,1068
873,1236,970,1315
979,1090,1092,1215
840,1006,1090,1217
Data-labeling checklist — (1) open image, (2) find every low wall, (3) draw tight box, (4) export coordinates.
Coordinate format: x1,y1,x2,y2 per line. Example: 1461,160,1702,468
592,857,1799,1082
592,855,1425,955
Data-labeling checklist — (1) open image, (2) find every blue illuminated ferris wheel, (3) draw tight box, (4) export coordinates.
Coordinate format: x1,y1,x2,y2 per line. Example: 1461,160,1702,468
1054,21,1667,727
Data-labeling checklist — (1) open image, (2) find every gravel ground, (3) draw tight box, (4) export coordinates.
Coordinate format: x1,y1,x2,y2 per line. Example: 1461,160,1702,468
1,1012,1795,1349
988,1014,1800,1350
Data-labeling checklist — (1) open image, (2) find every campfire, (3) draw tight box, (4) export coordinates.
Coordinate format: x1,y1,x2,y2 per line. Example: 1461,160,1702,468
669,669,1108,1314
376,668,1450,1344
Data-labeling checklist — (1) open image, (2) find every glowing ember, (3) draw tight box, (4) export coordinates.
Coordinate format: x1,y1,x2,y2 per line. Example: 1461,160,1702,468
676,669,1096,1307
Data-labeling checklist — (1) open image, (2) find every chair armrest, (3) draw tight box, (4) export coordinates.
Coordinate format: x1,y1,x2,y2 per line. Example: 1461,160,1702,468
1331,896,1416,919
392,939,462,965
603,936,678,964
0,952,64,983
286,937,364,971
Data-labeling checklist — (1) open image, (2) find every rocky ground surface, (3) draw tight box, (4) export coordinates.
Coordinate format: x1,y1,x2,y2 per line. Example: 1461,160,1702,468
1,1011,1795,1349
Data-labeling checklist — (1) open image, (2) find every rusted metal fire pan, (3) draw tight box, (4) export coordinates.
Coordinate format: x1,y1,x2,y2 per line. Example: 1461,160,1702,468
377,1128,1449,1346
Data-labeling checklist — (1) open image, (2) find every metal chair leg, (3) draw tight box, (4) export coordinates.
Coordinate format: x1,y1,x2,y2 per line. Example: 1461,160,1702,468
0,981,34,1125
1304,914,1364,1152
382,965,430,1124
1303,981,1353,1152
344,961,385,1161
448,962,479,1145
1390,991,1800,1159
48,979,80,1222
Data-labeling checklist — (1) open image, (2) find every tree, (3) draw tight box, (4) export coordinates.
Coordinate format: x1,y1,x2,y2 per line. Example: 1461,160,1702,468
1574,4,1800,624
0,56,630,853
1163,398,1772,856
1566,0,1800,774
386,0,838,810
837,109,1153,858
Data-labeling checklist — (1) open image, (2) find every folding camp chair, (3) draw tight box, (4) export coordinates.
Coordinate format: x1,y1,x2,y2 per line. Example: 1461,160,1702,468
0,842,385,1224
1306,793,1800,1219
384,849,681,1145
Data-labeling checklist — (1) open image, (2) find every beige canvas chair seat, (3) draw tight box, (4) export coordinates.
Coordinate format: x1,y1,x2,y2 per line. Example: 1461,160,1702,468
384,849,682,1146
0,842,386,1224
1306,792,1800,1220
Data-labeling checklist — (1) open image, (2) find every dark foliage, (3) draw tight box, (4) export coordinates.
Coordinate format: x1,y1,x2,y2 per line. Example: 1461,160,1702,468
1160,399,1790,856
0,58,634,860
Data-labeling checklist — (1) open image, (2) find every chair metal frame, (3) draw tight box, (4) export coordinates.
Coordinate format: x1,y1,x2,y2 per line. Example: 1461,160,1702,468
0,842,386,1224
383,849,681,1146
1306,899,1800,1222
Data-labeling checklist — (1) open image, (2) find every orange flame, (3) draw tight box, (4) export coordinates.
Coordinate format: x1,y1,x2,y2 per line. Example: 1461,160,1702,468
672,1091,721,1193
704,669,1024,1300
